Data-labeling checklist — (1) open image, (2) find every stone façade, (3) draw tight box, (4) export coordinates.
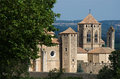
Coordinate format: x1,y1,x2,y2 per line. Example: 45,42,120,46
29,14,115,74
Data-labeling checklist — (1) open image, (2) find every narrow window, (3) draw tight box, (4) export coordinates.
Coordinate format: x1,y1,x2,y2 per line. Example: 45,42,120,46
101,61,104,63
72,59,74,62
65,48,67,51
95,31,98,43
87,31,91,42
90,60,92,63
91,24,93,27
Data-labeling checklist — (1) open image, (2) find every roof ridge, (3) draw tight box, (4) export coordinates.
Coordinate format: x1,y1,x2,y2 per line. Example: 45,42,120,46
59,27,77,34
78,14,100,24
88,47,114,54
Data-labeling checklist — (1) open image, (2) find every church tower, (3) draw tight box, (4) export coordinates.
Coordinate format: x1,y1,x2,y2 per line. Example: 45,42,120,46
78,14,102,51
107,26,115,49
59,27,77,72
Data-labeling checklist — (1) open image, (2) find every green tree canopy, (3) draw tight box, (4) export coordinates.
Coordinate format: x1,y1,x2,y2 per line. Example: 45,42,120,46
109,50,120,79
0,0,59,79
97,66,113,79
97,50,120,79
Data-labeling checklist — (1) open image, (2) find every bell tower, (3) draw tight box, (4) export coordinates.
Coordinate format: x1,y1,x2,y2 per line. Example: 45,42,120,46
78,14,102,51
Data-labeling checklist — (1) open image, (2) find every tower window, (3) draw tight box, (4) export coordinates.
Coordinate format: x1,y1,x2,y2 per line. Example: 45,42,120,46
101,61,104,63
72,59,74,62
90,60,92,63
91,24,93,27
87,31,91,43
95,31,98,43
65,48,67,51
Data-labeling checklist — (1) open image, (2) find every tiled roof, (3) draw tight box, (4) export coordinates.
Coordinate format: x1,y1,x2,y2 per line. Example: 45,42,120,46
59,27,77,34
78,14,100,24
52,38,59,44
88,47,115,54
77,47,87,53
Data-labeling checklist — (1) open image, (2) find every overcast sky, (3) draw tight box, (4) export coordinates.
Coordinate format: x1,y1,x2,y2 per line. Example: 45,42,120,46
53,0,120,21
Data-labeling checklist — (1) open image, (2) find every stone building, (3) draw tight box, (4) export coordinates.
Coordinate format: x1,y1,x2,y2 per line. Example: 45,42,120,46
78,14,103,51
29,14,115,74
88,47,114,63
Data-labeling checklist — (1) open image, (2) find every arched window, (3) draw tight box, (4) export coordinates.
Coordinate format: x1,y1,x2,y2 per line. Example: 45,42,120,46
87,31,91,42
95,31,98,43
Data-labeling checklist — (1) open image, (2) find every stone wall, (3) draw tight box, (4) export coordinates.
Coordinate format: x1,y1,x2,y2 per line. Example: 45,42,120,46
29,72,97,79
77,53,88,62
70,34,77,72
77,60,110,74
61,34,70,72
60,33,77,72
44,45,60,72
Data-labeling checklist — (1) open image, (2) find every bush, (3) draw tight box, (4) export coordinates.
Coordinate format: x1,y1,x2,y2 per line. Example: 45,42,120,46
97,66,113,79
62,77,83,79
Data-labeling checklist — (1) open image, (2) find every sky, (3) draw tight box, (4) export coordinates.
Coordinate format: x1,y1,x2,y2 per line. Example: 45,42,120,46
53,0,120,21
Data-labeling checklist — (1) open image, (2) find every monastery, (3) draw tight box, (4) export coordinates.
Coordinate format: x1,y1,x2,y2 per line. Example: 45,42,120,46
29,14,115,74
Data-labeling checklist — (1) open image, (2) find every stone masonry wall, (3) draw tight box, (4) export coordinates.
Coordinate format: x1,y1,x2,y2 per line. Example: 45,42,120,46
77,60,110,74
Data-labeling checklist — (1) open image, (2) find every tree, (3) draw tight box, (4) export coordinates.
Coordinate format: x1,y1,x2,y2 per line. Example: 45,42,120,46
97,50,120,79
47,68,63,79
97,66,113,79
109,50,120,79
0,0,59,79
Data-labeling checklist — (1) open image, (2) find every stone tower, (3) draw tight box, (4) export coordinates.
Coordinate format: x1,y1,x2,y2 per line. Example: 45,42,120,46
59,27,77,72
78,14,102,51
107,26,115,49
